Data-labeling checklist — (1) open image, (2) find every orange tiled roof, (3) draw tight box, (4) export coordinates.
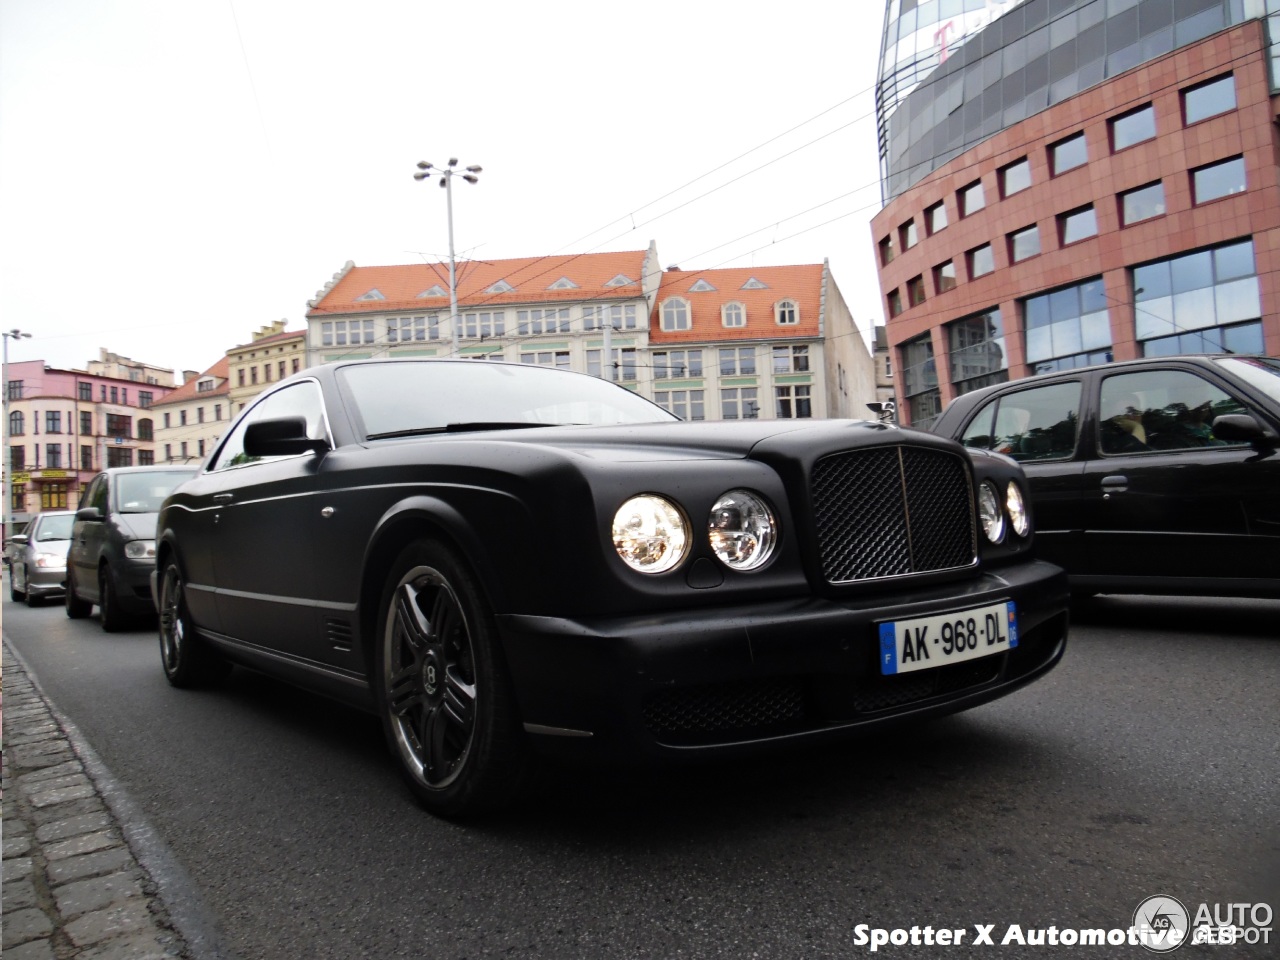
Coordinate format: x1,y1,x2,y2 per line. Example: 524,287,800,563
149,357,230,407
648,264,825,344
229,328,306,352
307,251,651,317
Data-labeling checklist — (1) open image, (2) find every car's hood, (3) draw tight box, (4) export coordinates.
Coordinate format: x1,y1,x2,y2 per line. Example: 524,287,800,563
114,512,158,540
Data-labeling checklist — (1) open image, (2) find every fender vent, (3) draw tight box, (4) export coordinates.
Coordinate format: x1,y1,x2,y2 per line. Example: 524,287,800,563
324,618,354,653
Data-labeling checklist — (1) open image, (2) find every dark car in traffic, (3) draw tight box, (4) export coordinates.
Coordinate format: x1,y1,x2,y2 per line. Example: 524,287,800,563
66,465,200,630
932,354,1280,600
8,510,75,605
155,359,1069,816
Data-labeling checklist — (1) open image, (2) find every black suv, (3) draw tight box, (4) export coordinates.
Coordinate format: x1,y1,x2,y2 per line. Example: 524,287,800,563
932,355,1280,599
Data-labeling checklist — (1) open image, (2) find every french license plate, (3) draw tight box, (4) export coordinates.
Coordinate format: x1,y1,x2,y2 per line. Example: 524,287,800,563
877,601,1017,676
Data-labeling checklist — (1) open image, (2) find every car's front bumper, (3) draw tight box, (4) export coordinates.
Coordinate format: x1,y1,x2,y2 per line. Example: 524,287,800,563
114,558,158,613
25,565,67,597
497,560,1069,763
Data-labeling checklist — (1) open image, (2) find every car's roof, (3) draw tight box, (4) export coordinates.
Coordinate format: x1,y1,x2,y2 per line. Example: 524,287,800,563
957,354,1263,399
96,465,200,475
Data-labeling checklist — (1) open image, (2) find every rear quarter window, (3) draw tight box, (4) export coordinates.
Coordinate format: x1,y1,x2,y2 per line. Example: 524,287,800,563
961,381,1082,461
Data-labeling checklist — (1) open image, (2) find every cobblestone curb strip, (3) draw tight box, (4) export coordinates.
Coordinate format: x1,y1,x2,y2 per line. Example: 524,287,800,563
3,640,234,960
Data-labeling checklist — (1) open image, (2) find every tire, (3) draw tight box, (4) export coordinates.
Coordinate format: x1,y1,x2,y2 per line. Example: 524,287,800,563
158,559,230,687
374,540,530,817
65,567,92,619
24,568,42,607
99,565,127,632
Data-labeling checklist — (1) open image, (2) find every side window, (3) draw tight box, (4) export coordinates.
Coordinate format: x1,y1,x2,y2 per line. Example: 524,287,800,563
210,381,327,471
961,382,1082,462
78,476,104,511
1098,370,1248,455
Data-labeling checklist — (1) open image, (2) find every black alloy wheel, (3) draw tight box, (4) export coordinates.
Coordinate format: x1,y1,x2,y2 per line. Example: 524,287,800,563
65,566,92,618
375,541,529,817
158,560,229,687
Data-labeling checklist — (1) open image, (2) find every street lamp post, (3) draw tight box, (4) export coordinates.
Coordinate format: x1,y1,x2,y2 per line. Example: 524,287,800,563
413,158,481,358
2,327,33,548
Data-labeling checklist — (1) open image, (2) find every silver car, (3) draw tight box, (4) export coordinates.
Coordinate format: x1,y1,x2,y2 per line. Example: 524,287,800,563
8,511,76,606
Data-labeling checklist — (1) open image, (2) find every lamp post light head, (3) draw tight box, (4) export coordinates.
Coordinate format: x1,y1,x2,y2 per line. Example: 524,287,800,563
466,165,482,174
417,161,433,170
447,157,458,167
413,171,429,181
462,174,478,184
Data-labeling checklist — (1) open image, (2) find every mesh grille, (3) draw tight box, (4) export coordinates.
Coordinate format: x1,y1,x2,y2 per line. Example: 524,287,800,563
812,446,975,583
643,679,806,740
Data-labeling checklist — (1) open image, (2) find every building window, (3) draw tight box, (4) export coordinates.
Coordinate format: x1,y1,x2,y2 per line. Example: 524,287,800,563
105,414,131,438
139,390,153,408
215,404,222,420
772,345,809,374
41,482,68,510
164,444,172,461
1049,132,1087,176
388,316,433,342
516,307,571,335
10,445,24,470
925,201,947,235
1110,104,1155,151
462,311,505,338
139,450,155,466
80,446,92,471
775,385,812,420
180,442,188,460
179,410,188,426
719,347,756,376
907,275,926,307
901,335,940,429
586,348,636,381
137,419,153,441
78,382,92,402
1120,181,1166,225
1008,225,1040,263
721,387,759,420
45,444,62,469
958,180,985,217
721,302,745,328
263,364,271,382
292,359,300,374
999,157,1031,198
948,308,1008,397
654,350,703,379
1192,156,1245,204
250,367,258,385
1059,205,1098,245
11,483,24,512
320,319,375,346
237,370,245,387
661,298,691,332
655,389,705,421
8,411,21,436
775,300,798,326
80,412,92,436
6,380,23,401
968,244,994,278
900,219,918,251
934,260,956,293
518,350,570,368
1024,277,1113,373
1183,74,1235,125
1134,239,1261,356
887,288,903,317
110,387,118,404
583,304,639,331
879,235,896,265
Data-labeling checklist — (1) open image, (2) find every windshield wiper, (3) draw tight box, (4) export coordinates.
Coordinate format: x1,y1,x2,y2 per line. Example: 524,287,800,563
367,422,552,440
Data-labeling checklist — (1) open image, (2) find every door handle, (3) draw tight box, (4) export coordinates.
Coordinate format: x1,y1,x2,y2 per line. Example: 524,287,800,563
213,493,235,502
1101,475,1128,499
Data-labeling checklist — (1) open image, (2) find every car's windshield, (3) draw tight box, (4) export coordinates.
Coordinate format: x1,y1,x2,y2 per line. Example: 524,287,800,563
33,515,74,541
1215,357,1280,404
114,471,198,513
340,361,677,439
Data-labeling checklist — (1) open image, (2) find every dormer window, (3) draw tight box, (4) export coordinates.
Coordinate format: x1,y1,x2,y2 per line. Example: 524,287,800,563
722,302,746,328
355,289,385,301
486,279,515,294
661,298,691,332
775,300,799,325
548,277,579,290
196,379,215,393
604,274,635,287
688,279,716,292
740,277,769,290
418,285,447,298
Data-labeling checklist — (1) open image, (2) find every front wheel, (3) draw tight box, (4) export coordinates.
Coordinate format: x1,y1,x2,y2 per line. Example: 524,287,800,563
374,540,530,817
65,567,92,618
158,560,229,687
99,565,127,632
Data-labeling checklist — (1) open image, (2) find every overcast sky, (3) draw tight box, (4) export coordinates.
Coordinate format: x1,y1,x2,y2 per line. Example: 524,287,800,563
0,0,885,377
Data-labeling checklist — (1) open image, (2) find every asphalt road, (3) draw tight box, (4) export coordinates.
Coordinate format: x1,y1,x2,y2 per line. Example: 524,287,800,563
3,589,1277,959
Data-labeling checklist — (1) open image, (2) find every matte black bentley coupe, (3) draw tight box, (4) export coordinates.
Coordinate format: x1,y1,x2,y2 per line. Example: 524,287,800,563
155,359,1069,816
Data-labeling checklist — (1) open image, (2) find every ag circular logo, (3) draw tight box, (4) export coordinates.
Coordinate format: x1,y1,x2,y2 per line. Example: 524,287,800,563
1134,895,1190,953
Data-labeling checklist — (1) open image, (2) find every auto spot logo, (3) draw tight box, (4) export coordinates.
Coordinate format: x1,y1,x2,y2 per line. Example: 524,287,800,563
852,895,1272,952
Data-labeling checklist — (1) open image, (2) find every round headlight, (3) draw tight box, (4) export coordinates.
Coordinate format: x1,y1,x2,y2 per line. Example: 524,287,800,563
978,481,1006,544
1006,481,1029,538
708,489,777,571
612,495,688,574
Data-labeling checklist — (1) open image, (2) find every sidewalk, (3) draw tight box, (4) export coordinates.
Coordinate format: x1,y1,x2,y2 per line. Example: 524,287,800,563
3,641,193,959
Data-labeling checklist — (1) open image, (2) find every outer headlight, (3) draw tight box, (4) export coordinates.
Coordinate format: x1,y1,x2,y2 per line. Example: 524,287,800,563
612,496,688,574
978,482,1006,544
1006,481,1029,538
35,552,66,568
124,540,157,560
708,489,777,571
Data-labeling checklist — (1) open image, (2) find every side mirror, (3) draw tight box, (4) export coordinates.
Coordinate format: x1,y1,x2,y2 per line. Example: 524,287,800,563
9,533,28,546
243,416,330,458
1212,413,1276,445
75,506,103,522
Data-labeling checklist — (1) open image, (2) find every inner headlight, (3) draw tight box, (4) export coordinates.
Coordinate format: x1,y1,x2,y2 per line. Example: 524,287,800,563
708,489,777,571
612,496,688,574
1006,481,1029,538
978,482,1006,544
35,552,66,568
124,540,157,560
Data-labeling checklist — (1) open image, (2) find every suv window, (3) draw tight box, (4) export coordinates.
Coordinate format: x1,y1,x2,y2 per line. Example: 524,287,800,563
210,381,327,471
1098,370,1249,454
961,381,1082,462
